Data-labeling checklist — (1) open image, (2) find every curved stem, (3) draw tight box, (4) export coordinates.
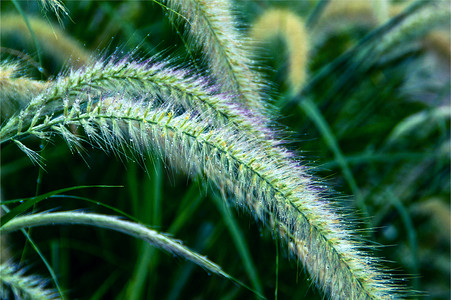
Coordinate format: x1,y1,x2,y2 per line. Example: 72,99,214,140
1,211,230,280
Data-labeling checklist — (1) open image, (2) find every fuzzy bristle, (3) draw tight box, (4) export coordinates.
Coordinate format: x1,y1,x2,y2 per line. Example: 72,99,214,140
0,261,58,300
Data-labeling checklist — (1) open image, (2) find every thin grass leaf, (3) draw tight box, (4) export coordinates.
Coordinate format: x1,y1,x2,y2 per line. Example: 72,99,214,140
0,185,122,227
167,223,223,300
386,189,419,291
299,98,369,222
168,180,204,234
11,0,43,74
125,160,163,300
1,211,236,284
387,106,451,144
212,192,263,295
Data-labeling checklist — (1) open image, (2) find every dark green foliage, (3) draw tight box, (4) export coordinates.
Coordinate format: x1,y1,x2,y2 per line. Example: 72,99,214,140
1,0,449,299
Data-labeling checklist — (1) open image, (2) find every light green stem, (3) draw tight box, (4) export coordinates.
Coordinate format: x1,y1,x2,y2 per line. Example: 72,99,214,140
1,212,230,280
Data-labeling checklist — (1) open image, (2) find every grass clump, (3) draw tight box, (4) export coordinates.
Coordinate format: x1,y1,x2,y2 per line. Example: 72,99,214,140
1,0,449,299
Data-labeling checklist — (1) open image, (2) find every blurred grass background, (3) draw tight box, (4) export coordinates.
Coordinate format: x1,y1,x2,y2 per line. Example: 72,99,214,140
1,0,449,299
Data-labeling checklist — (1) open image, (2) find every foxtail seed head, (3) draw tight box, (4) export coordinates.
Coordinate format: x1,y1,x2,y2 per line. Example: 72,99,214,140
250,8,309,95
2,58,401,298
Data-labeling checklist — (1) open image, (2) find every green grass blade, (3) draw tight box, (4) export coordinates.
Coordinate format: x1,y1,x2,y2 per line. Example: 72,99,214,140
91,271,121,300
212,192,263,297
306,0,330,28
274,232,279,300
321,152,429,169
299,98,369,222
168,181,204,234
49,195,140,223
166,223,221,300
11,0,44,76
126,159,163,300
0,185,122,227
387,189,419,291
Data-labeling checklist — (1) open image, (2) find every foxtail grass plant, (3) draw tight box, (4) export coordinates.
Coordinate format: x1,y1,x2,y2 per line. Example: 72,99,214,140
1,0,449,299
0,261,58,300
1,13,91,68
250,8,309,95
1,50,399,300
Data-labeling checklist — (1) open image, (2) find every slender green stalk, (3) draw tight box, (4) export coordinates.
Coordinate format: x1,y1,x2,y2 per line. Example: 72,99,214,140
1,212,231,280
299,99,369,222
274,230,279,300
167,224,224,300
213,192,262,295
306,0,330,28
125,160,163,299
11,0,43,75
387,190,419,291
